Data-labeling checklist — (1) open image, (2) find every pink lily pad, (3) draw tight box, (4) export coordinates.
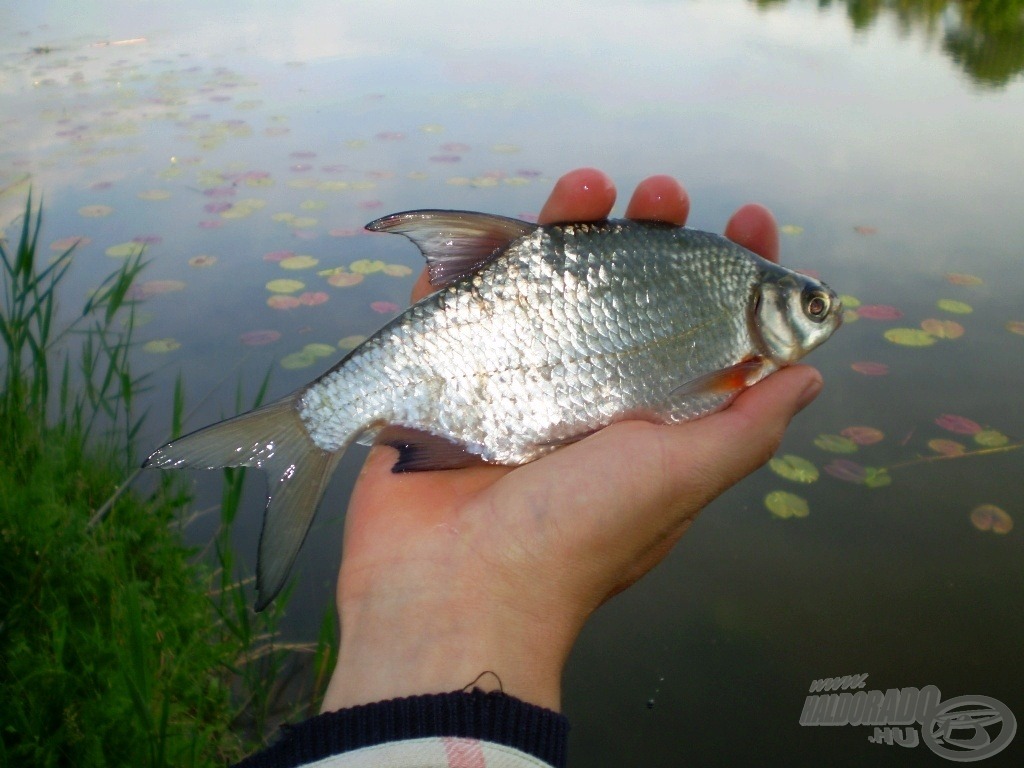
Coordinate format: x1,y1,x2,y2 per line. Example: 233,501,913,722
299,291,329,306
927,439,966,456
935,414,982,435
970,504,1013,534
263,250,295,262
371,300,400,314
824,459,867,484
850,361,889,376
240,330,282,346
840,426,884,445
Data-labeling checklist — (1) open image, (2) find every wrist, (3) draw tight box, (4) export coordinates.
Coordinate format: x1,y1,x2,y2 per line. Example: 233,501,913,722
321,574,572,714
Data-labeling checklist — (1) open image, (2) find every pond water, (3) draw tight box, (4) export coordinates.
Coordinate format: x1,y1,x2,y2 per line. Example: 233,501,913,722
3,1,1022,765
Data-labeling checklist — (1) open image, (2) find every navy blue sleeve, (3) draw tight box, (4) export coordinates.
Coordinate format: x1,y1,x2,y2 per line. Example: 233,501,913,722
232,689,569,768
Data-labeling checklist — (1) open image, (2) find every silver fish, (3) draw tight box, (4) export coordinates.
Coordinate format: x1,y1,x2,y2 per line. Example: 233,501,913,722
145,210,842,609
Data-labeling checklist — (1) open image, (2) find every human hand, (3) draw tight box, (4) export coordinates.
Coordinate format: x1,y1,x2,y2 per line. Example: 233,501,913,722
320,168,823,714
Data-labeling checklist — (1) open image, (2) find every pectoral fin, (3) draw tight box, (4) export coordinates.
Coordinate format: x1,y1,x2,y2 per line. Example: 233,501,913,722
669,357,766,399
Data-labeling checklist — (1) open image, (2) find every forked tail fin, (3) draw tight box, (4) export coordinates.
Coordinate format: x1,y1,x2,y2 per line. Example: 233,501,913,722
144,396,343,611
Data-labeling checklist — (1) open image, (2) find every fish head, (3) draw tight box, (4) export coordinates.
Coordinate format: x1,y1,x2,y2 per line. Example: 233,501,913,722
752,266,842,365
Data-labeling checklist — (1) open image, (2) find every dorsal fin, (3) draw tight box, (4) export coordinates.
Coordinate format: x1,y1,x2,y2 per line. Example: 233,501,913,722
366,209,537,289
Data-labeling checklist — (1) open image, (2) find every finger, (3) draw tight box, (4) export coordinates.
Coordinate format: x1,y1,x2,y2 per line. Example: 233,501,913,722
624,175,689,225
523,365,822,527
724,203,780,264
537,168,616,225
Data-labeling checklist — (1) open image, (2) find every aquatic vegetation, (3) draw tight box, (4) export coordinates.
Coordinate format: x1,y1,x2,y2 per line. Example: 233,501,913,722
765,490,810,518
970,504,1013,534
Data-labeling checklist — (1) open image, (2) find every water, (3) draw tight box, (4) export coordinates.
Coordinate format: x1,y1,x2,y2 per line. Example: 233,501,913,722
2,1,1022,765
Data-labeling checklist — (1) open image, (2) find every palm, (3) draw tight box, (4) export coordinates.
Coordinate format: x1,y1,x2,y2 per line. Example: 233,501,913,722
335,169,814,625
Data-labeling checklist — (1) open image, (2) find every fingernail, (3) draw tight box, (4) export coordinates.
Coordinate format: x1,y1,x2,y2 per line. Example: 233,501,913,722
796,373,823,412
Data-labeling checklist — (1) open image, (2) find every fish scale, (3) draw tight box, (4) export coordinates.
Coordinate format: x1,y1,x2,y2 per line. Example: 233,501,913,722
146,210,841,609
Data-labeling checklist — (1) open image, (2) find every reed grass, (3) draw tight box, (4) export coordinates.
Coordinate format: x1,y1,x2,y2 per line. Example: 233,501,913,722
0,195,336,767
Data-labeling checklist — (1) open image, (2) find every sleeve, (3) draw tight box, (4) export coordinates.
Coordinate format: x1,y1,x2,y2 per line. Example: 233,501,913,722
232,689,569,768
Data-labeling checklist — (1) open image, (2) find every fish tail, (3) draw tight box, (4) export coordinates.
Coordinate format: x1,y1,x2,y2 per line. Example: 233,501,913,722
144,395,342,611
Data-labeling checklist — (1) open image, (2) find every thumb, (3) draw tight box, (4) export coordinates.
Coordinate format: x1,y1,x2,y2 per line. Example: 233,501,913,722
655,364,823,511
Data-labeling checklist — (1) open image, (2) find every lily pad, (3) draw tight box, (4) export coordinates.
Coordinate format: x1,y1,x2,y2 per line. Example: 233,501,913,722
974,430,1009,447
267,295,301,310
264,250,295,262
143,338,180,353
280,255,319,270
863,467,892,489
780,224,803,235
937,299,972,314
51,236,90,251
134,280,185,299
79,205,114,218
768,454,819,483
814,434,858,454
137,189,171,201
371,301,401,314
850,361,888,376
338,335,366,349
281,350,316,369
945,273,983,286
935,413,982,435
188,255,217,267
303,343,336,357
351,259,386,274
1007,321,1024,336
327,272,364,287
969,504,1013,534
105,242,141,258
839,294,861,309
921,318,964,339
765,490,809,519
927,438,965,456
240,330,281,346
299,291,329,306
840,426,884,445
266,279,304,294
824,459,867,484
884,328,937,347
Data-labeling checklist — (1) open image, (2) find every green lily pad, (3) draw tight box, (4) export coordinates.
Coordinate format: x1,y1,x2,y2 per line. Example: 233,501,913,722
280,255,319,270
266,279,304,293
937,299,972,314
350,259,386,274
974,430,1009,447
143,338,180,353
105,242,140,258
338,335,366,349
884,328,937,347
814,434,858,454
281,350,316,369
303,343,336,357
765,491,809,519
863,467,892,489
768,454,819,483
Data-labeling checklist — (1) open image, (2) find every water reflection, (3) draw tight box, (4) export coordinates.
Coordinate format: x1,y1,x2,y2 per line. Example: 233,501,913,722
752,0,1024,87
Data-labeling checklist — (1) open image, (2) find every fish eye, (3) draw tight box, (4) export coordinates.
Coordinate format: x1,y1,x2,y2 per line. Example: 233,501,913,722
803,290,830,322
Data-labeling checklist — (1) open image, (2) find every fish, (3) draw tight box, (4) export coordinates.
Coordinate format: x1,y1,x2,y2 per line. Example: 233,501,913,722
144,210,842,609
